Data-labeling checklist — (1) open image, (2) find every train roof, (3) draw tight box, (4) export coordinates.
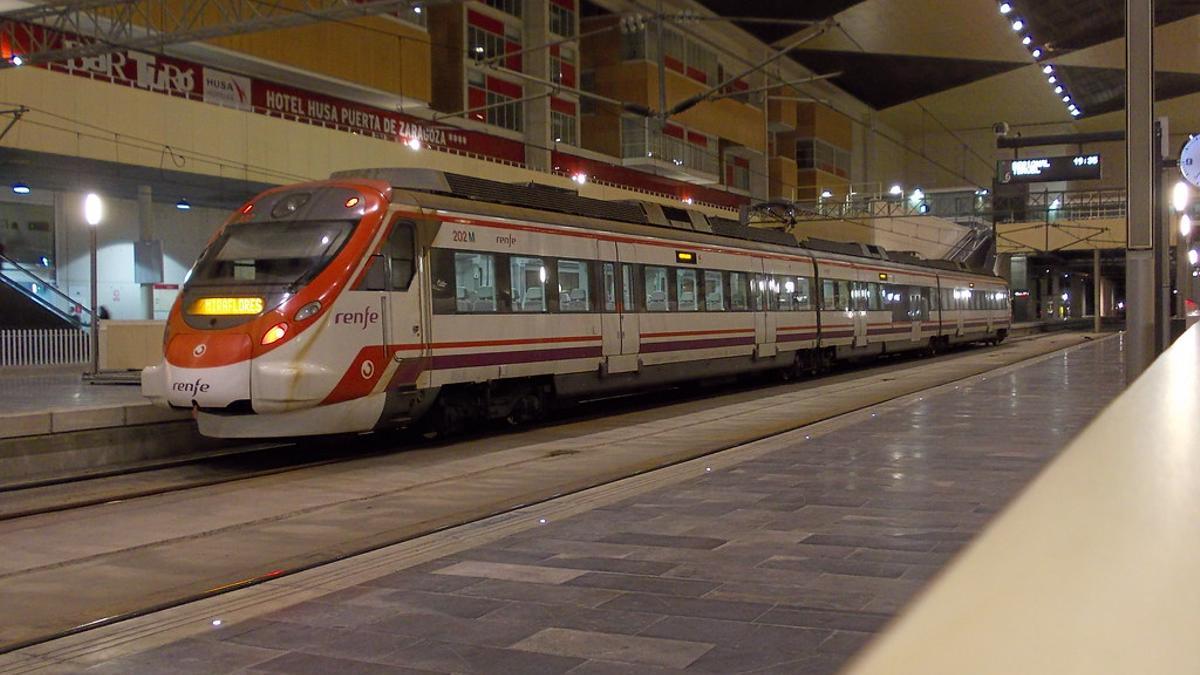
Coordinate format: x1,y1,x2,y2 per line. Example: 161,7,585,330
330,168,1002,283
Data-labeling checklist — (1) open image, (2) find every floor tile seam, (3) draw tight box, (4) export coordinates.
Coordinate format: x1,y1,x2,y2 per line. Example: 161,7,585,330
15,334,1110,669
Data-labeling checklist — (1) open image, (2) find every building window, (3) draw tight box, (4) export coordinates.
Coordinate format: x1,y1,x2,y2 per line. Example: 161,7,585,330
620,117,717,175
620,29,646,60
551,98,577,145
685,40,717,84
579,70,595,114
468,10,521,70
550,44,576,87
549,0,575,38
725,155,751,191
468,70,523,131
484,0,522,18
796,138,851,178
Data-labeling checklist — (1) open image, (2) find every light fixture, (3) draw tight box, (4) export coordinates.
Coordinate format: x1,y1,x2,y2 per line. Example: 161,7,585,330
1190,249,1199,266
11,55,23,66
406,136,422,150
554,137,562,143
1042,64,1054,74
175,198,191,210
820,189,833,199
84,193,103,226
344,196,360,208
474,46,484,53
1021,35,1032,45
911,187,925,201
999,2,1012,14
11,183,30,195
413,5,422,13
1062,95,1071,102
1181,214,1192,237
1048,75,1057,83
889,184,903,196
1011,19,1024,31
1031,48,1042,58
261,322,288,345
682,196,694,204
1054,85,1063,94
571,172,588,185
1070,109,1082,117
1172,181,1191,212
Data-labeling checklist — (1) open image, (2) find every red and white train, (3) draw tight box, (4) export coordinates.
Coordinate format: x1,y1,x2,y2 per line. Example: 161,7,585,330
142,169,1010,438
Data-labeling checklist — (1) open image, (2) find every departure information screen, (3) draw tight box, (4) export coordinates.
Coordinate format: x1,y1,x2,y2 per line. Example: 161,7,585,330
997,154,1102,183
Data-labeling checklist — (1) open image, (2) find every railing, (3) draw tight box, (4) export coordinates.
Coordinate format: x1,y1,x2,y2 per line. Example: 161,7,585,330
0,253,91,327
0,329,90,367
792,187,1129,225
844,325,1200,674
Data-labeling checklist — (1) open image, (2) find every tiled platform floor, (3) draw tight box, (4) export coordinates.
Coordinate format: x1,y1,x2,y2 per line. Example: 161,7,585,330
0,373,143,416
85,336,1125,674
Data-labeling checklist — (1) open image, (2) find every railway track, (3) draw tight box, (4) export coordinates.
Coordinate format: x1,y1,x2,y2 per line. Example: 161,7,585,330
0,333,1053,522
0,332,1101,658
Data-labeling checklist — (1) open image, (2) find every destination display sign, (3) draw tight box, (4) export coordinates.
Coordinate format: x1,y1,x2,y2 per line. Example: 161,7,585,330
997,154,1102,184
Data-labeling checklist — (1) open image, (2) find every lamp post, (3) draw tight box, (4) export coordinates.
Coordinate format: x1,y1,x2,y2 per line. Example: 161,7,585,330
84,192,103,376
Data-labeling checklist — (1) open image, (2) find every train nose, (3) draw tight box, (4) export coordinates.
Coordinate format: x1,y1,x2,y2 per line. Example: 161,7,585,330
162,333,253,409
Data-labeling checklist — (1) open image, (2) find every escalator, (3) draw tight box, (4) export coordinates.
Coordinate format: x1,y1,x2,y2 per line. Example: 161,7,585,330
0,254,89,329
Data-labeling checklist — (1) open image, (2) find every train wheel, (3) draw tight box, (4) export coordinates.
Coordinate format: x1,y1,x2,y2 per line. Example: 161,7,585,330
506,389,548,427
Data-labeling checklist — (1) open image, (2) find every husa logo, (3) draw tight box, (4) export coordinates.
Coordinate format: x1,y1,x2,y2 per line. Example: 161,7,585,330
172,378,211,394
334,307,380,330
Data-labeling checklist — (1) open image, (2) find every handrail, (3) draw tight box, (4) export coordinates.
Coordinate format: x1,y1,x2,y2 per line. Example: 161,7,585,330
0,253,90,323
844,325,1200,675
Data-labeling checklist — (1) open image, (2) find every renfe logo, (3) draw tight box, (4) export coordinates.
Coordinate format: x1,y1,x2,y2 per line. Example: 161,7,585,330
172,378,211,394
334,307,380,330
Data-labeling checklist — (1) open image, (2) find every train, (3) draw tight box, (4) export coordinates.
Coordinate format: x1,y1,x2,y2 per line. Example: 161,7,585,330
141,169,1011,438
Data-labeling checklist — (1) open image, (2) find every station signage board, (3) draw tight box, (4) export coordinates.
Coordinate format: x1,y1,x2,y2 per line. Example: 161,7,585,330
996,154,1102,184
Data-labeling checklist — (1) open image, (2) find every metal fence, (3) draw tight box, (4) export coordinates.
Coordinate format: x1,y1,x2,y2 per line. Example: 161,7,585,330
0,329,89,368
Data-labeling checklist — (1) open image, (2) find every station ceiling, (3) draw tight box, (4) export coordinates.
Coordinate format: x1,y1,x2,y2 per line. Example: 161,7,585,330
680,0,1200,138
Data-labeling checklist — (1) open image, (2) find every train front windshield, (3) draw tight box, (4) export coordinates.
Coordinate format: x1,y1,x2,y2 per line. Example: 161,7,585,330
187,220,354,288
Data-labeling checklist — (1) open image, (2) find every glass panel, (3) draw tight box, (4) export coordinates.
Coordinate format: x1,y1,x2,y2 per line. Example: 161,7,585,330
454,251,496,313
676,268,698,311
557,259,591,311
0,200,55,266
510,255,547,312
622,263,634,312
644,266,668,311
603,262,616,312
835,281,851,311
730,272,749,310
190,220,353,287
704,270,725,311
867,282,882,311
794,277,813,310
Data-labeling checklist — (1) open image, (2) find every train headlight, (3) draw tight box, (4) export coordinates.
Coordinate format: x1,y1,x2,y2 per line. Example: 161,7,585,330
261,322,288,345
293,301,321,322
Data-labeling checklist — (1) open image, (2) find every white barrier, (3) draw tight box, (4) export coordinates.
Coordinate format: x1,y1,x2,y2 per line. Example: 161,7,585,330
0,329,90,368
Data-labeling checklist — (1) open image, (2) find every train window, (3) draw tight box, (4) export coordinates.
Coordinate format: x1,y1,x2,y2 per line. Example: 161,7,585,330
430,248,456,314
622,264,635,312
511,256,548,312
866,282,882,311
557,259,591,312
776,277,795,311
918,287,932,321
752,275,769,311
602,263,616,312
794,277,813,310
453,251,498,313
386,221,416,290
644,266,668,311
730,272,749,311
676,268,699,311
704,270,725,311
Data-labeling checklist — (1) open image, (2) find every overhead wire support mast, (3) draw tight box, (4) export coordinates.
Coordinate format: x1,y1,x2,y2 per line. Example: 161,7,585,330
0,0,456,68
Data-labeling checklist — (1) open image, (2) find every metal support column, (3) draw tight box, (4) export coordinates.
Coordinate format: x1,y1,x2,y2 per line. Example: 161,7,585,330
1093,248,1102,333
1125,0,1156,379
89,225,98,376
137,185,155,320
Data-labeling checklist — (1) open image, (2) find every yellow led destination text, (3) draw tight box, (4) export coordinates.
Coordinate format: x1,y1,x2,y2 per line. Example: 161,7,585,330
190,297,265,315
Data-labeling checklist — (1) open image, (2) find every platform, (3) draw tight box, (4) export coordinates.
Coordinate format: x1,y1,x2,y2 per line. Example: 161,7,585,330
0,332,1128,674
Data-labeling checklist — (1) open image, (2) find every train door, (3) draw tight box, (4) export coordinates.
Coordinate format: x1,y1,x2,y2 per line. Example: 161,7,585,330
986,289,996,333
372,219,427,386
955,287,966,336
852,280,868,347
610,242,640,373
597,241,621,357
755,267,777,358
